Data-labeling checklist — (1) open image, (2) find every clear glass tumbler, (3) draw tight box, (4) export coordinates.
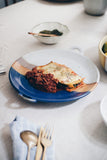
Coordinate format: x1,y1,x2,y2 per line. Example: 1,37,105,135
84,0,107,16
0,45,7,74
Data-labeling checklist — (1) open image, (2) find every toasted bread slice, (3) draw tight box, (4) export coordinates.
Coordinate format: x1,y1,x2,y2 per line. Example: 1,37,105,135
36,61,84,89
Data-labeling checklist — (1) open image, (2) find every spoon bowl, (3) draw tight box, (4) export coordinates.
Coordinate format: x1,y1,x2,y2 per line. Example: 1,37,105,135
20,130,38,160
20,130,38,147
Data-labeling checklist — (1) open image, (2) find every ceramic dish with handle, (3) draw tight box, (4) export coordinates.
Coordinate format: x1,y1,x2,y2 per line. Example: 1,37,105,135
9,48,100,103
100,95,107,126
31,22,69,44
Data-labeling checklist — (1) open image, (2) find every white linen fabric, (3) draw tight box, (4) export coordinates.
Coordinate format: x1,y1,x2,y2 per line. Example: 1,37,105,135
10,116,55,160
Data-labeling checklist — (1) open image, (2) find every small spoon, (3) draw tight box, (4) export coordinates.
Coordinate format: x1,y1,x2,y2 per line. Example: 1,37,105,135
20,130,38,160
28,32,58,37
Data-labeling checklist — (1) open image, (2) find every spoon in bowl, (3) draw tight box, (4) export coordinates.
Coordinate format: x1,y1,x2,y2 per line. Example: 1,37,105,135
28,32,58,37
20,130,38,160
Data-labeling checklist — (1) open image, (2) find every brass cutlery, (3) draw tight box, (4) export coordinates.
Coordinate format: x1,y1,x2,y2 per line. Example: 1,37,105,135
20,126,53,160
28,32,57,37
20,130,38,160
41,126,53,160
35,127,43,160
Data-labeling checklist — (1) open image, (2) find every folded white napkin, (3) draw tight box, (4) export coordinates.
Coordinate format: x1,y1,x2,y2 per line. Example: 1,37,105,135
10,116,55,160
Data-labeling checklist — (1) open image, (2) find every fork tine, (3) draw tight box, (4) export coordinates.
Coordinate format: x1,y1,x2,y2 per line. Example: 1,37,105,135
42,129,45,138
42,124,48,138
44,128,48,138
42,124,54,140
50,127,54,140
47,128,51,139
47,127,54,140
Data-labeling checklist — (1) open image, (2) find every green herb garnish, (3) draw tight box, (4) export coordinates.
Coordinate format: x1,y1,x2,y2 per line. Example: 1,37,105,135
39,29,63,37
102,42,107,53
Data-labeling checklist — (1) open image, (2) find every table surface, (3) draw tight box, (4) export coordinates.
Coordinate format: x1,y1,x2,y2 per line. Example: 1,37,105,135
0,0,107,159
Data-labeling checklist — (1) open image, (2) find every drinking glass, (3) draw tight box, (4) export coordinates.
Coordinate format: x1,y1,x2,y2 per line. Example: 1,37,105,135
0,45,7,74
83,0,107,16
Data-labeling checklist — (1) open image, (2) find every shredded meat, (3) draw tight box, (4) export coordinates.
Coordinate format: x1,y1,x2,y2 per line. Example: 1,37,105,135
26,67,59,93
26,66,83,93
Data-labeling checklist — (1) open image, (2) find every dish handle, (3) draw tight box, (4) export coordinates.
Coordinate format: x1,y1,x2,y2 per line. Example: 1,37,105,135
18,93,37,103
70,46,83,55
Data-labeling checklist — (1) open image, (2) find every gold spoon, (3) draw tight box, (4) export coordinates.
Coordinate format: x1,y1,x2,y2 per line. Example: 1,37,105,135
28,32,58,37
20,130,39,160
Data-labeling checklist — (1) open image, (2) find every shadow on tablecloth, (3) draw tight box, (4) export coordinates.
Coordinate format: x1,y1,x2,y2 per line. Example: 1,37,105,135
79,101,107,147
1,124,13,160
1,82,76,109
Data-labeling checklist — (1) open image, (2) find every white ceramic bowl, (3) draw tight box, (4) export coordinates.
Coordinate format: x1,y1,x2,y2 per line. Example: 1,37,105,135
100,95,107,126
31,22,69,44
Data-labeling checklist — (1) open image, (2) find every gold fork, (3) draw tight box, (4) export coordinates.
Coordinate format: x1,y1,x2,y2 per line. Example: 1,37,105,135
35,127,43,160
41,126,53,160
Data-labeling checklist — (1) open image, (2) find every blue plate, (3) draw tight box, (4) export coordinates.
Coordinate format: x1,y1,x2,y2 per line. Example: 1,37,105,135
9,49,100,102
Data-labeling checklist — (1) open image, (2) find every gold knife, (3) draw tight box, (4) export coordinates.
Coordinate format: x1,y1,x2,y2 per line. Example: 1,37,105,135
35,127,43,160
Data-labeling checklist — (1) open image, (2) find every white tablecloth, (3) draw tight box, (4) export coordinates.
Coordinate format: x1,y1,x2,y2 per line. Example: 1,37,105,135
0,0,107,159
